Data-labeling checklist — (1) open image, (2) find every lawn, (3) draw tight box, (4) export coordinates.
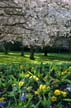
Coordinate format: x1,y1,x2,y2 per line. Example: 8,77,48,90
0,52,71,64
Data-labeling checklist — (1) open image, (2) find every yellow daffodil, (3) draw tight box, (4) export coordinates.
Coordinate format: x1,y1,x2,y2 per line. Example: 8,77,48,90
34,91,39,95
33,75,39,81
54,89,61,96
0,97,5,102
61,91,67,97
29,75,39,81
39,84,47,91
34,85,49,95
61,70,68,75
61,72,65,75
51,96,57,102
19,81,25,87
25,73,30,78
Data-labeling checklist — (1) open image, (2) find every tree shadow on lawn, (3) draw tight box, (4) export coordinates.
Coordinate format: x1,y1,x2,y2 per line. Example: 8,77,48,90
22,52,71,60
0,52,71,64
36,54,71,62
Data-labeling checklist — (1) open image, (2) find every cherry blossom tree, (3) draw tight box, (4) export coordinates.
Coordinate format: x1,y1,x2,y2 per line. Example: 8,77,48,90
0,0,71,58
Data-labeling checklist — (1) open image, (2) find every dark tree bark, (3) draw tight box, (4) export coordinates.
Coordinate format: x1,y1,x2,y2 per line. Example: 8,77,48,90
30,45,35,60
3,41,9,55
44,46,47,56
4,49,8,54
21,46,24,56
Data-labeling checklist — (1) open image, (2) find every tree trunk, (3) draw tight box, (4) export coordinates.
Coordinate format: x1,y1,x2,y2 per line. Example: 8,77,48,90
30,46,35,60
44,50,47,56
21,46,24,56
4,49,8,54
44,46,47,56
3,42,9,55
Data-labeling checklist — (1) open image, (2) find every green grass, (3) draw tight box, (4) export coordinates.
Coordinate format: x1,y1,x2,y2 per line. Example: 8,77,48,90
0,52,71,64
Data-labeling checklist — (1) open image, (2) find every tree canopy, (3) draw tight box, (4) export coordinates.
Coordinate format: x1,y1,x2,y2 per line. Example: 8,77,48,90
0,0,71,49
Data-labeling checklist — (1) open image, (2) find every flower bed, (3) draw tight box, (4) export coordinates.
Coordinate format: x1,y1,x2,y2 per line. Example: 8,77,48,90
0,63,71,108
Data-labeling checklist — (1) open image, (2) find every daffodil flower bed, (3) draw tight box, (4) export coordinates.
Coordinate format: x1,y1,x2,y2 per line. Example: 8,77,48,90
0,63,71,108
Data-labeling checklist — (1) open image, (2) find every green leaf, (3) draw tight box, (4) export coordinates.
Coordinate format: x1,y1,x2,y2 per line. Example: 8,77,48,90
63,99,71,102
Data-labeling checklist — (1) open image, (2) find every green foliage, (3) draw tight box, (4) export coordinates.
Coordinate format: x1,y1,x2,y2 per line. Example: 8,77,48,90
0,62,71,108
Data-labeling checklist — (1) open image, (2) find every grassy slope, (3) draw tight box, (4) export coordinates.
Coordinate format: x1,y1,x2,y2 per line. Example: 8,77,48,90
0,52,71,64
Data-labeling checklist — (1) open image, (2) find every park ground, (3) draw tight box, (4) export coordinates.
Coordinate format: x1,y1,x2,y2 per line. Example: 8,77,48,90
0,52,71,64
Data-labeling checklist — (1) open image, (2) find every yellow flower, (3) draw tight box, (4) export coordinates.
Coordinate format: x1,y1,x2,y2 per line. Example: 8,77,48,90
61,91,67,97
29,75,39,81
61,70,68,75
25,74,30,78
34,91,39,95
54,89,61,96
51,96,57,102
33,76,39,81
0,97,5,102
19,81,25,87
61,72,65,75
39,84,47,91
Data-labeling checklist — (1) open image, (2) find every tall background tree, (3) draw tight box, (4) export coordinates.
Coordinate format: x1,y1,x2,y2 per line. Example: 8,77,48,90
0,0,71,58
